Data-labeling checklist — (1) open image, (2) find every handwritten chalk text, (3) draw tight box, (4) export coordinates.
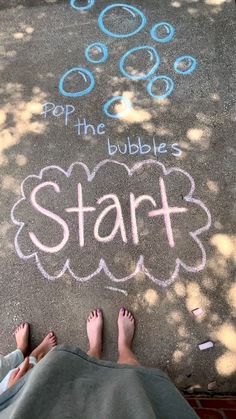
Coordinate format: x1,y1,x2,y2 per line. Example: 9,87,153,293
42,102,106,134
11,160,211,287
107,138,182,157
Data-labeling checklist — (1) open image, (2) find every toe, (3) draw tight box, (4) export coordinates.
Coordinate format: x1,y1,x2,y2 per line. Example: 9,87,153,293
97,308,102,317
120,307,125,316
125,309,129,317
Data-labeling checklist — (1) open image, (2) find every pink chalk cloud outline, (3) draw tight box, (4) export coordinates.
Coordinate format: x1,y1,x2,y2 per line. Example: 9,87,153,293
11,160,211,288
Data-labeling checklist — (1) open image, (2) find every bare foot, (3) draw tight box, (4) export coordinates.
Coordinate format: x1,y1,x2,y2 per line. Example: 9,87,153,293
14,323,29,356
87,309,103,359
30,332,57,361
118,308,135,353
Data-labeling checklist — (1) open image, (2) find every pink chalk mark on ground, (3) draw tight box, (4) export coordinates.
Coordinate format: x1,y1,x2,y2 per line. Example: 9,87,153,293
11,159,212,288
192,308,204,317
148,177,188,248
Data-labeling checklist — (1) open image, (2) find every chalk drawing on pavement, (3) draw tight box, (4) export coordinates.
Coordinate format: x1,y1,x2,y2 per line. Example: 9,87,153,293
103,96,132,119
119,46,160,81
59,67,95,98
150,22,175,43
85,42,108,64
70,0,95,12
11,160,211,288
59,2,198,119
98,3,147,38
147,76,175,100
174,55,197,75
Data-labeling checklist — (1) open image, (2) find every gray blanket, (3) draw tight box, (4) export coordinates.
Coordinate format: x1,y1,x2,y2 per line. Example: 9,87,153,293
0,346,198,419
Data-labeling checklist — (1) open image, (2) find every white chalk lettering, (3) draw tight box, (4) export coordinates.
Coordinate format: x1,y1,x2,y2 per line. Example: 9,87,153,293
74,118,106,136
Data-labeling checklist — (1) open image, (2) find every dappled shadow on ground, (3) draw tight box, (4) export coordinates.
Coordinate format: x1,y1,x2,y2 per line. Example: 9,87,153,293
0,0,235,394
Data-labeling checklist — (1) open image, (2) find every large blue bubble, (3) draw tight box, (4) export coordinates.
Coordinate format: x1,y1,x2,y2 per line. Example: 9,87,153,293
85,42,108,64
147,76,174,100
98,3,147,38
120,46,160,81
174,55,197,75
70,0,95,11
150,22,175,43
59,67,95,98
103,96,132,119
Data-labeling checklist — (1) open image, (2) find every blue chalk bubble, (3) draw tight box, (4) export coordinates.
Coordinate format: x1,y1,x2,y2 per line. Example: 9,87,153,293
174,55,197,75
150,22,175,43
119,46,160,81
98,3,147,38
70,0,95,11
147,76,174,100
59,67,95,98
85,42,108,64
103,96,132,119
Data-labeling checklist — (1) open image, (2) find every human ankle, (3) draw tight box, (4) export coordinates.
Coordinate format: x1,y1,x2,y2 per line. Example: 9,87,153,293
88,348,101,359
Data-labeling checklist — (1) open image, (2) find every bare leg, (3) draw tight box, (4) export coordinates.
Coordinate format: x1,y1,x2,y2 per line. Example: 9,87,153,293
117,308,140,366
87,309,103,360
30,332,57,361
14,323,29,356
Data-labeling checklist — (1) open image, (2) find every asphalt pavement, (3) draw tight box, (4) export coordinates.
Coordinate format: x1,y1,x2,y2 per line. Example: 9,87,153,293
0,0,235,393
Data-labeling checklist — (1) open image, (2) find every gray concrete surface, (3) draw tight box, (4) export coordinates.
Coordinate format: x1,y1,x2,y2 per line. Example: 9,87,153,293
0,0,235,394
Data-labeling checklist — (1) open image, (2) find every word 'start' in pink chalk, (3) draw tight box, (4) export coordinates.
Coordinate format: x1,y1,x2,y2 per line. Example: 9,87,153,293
192,308,204,316
11,160,212,287
198,341,214,350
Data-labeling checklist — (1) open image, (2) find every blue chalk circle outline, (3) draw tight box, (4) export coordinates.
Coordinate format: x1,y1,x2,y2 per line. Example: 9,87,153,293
59,67,95,98
150,22,175,43
70,0,95,11
174,55,197,75
120,46,160,81
103,96,132,119
98,3,147,38
147,76,174,100
85,42,108,64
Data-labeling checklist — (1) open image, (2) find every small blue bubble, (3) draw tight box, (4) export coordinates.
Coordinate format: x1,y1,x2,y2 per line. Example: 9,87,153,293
98,3,147,38
103,96,132,119
59,67,95,98
119,46,160,81
150,22,175,43
174,55,197,75
85,42,108,64
147,76,174,100
70,0,95,11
